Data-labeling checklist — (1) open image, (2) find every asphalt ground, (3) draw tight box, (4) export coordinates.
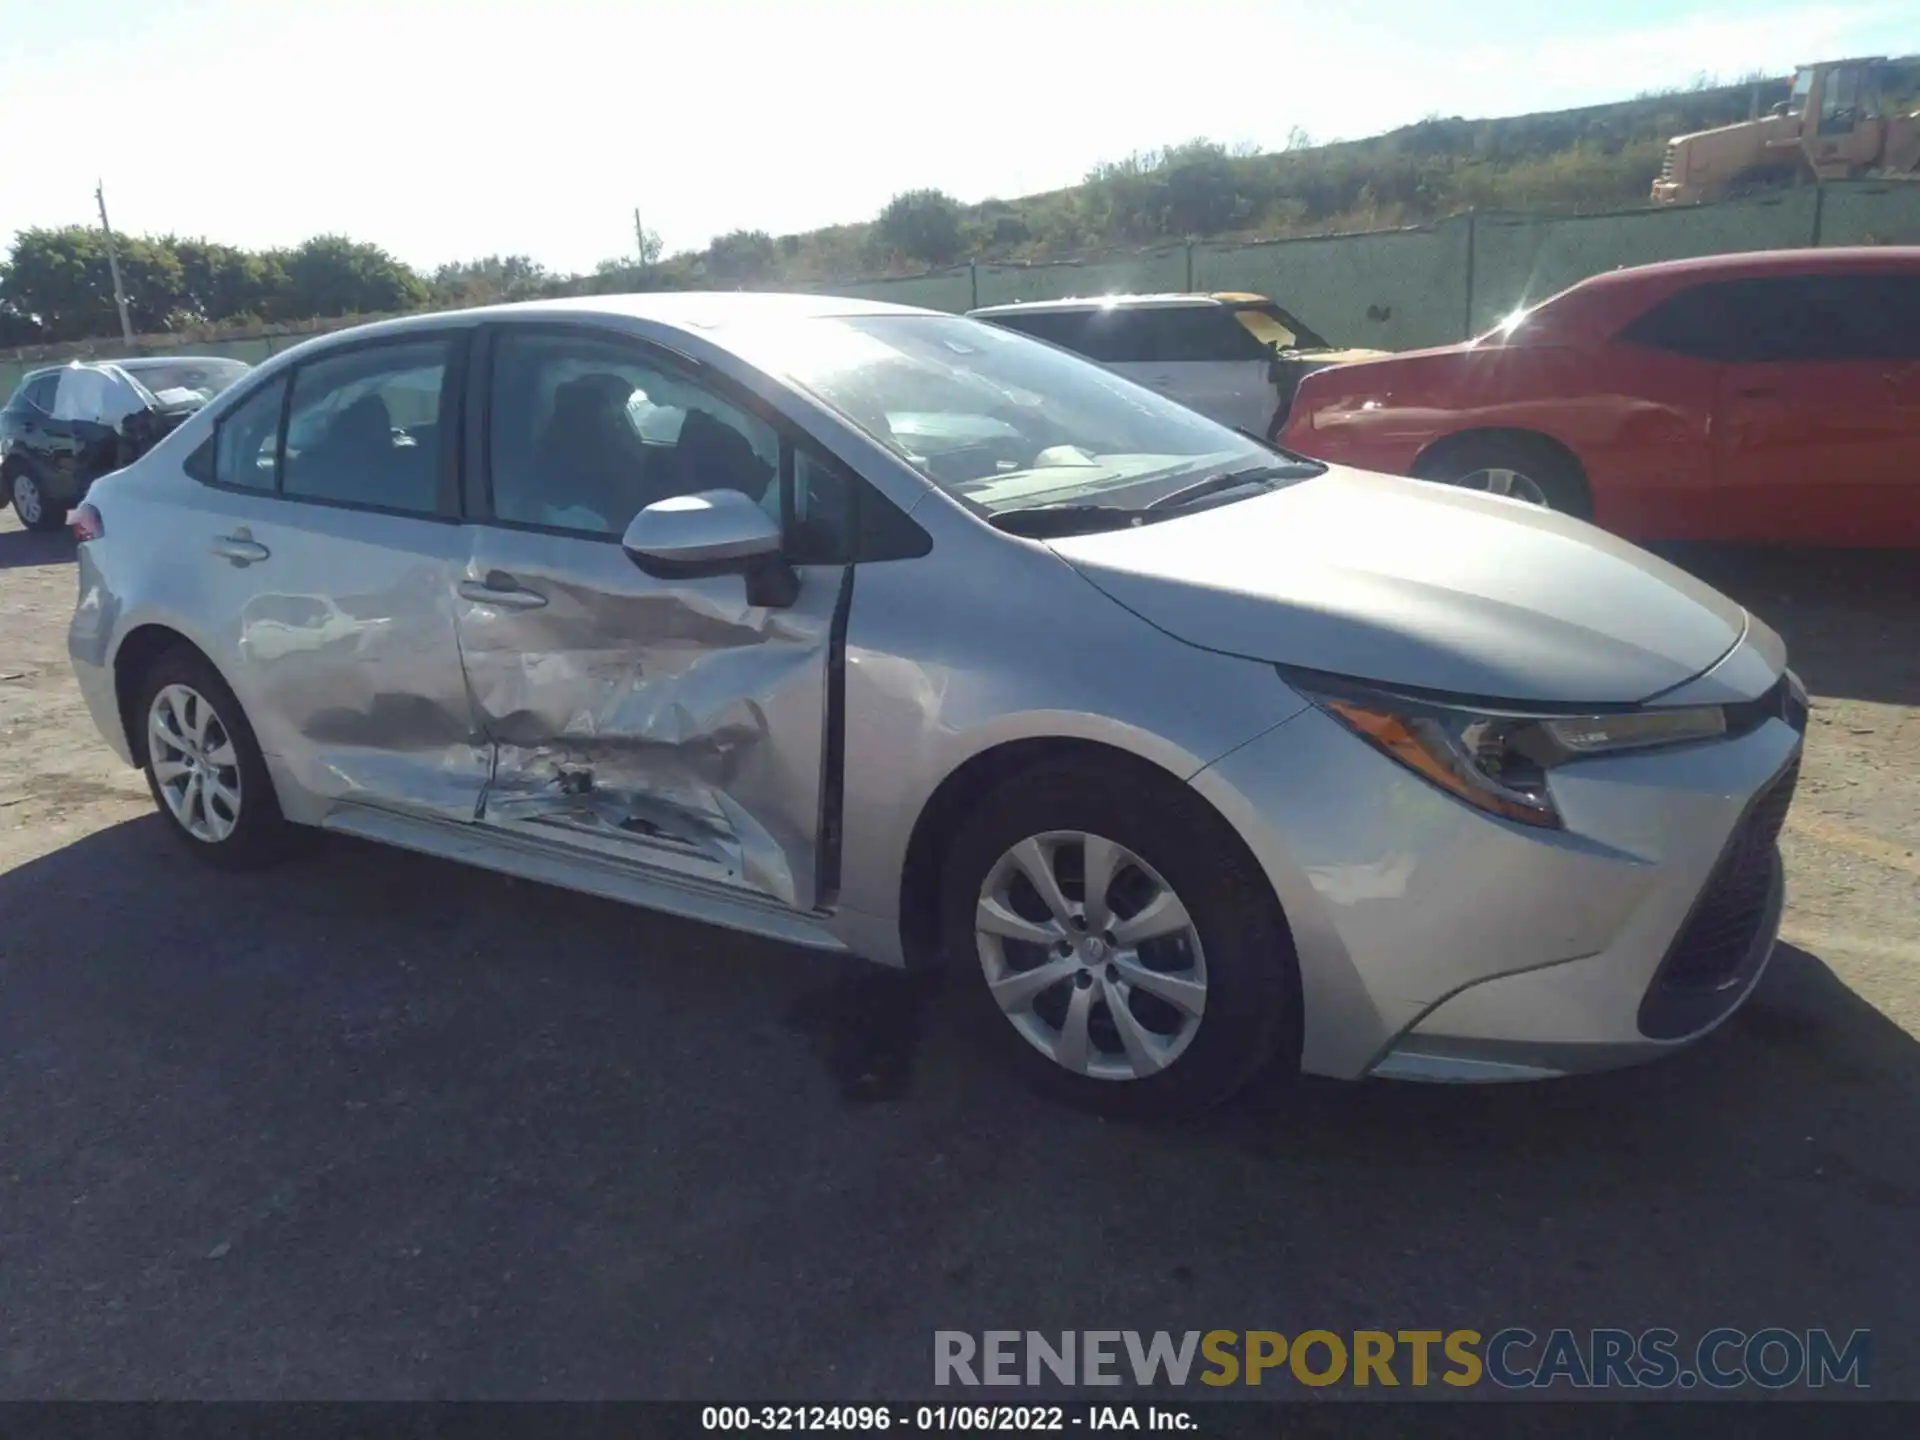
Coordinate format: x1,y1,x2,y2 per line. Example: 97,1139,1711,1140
1,512,1916,1399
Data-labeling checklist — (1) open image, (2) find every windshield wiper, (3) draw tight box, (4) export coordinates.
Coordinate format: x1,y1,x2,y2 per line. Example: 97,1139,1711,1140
1144,462,1321,515
989,504,1154,538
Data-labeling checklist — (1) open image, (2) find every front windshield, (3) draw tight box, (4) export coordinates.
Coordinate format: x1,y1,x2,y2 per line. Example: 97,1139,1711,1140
1790,68,1814,102
122,359,251,407
732,313,1316,516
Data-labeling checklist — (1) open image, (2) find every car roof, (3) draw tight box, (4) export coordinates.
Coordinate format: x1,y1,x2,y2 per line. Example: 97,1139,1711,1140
969,293,1250,316
375,290,934,335
1571,246,1920,294
246,291,942,366
119,354,253,368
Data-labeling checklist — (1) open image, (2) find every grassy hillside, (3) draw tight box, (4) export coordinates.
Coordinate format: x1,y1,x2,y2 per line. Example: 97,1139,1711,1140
751,74,1807,281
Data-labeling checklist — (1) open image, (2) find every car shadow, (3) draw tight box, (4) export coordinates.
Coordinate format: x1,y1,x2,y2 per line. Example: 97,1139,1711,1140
0,524,75,571
1652,542,1920,708
2,815,1916,1397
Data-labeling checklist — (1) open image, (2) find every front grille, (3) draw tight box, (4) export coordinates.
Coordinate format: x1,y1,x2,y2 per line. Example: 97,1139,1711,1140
1638,756,1799,1038
1659,146,1677,181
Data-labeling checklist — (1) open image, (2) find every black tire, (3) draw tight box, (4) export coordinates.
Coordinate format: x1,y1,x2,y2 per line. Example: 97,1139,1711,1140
8,466,67,533
1416,433,1592,519
134,645,297,869
939,757,1299,1119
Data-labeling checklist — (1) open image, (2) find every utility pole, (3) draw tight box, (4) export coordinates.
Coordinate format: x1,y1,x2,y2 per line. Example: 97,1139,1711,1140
94,180,136,347
634,208,648,267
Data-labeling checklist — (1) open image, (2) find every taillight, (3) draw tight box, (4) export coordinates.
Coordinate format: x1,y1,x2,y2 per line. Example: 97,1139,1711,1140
70,503,104,541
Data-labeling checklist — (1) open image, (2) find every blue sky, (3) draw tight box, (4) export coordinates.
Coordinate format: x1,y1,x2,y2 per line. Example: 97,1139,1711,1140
0,0,1911,275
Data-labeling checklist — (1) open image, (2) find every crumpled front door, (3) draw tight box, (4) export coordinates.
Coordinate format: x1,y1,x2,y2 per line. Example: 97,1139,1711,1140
452,524,843,912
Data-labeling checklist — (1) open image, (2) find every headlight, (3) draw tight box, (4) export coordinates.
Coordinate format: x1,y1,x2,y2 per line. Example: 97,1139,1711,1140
1291,674,1727,829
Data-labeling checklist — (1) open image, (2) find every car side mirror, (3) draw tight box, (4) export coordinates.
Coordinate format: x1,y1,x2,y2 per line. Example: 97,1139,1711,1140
620,489,798,607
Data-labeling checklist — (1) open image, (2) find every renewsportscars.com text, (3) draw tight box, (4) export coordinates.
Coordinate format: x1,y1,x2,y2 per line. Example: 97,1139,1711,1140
933,1328,1870,1391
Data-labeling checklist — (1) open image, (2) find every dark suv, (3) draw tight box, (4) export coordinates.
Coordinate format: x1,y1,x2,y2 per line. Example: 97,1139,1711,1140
2,356,251,530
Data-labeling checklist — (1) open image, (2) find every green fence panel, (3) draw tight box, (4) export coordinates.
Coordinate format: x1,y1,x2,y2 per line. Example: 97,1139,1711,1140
820,268,975,312
1194,219,1472,351
1468,190,1819,331
154,337,277,365
1819,179,1920,245
975,246,1190,307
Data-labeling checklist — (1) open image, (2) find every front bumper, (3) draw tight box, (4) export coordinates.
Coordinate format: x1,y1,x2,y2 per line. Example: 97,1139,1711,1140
1190,677,1805,1081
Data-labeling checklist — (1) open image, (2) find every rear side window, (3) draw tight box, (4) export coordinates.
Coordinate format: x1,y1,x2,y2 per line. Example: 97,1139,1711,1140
1137,307,1271,363
981,307,1267,364
981,309,1108,355
980,309,1157,363
1619,275,1920,363
17,374,59,412
282,339,451,515
209,375,288,491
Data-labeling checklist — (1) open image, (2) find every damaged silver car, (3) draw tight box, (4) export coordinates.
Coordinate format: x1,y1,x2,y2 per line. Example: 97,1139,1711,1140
68,293,1807,1116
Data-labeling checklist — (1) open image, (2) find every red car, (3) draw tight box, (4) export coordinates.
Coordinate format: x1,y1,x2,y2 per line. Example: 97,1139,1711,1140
1277,247,1920,547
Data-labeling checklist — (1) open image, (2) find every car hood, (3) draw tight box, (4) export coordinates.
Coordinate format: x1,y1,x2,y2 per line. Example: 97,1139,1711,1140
1047,466,1751,704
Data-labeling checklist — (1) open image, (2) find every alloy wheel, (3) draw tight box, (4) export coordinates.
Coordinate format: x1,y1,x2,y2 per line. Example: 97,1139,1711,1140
148,683,244,843
12,473,44,526
1455,467,1549,506
974,830,1207,1081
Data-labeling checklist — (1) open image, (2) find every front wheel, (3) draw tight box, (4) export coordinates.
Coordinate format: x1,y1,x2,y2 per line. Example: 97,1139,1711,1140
940,759,1298,1118
135,647,297,869
1416,435,1592,519
8,468,66,532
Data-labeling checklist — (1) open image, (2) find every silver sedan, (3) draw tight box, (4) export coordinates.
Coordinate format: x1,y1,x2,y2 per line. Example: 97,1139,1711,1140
66,293,1808,1116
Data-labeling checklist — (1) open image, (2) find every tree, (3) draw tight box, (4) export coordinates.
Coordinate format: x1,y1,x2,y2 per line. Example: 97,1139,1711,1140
432,254,553,306
166,238,281,326
0,226,187,341
1158,140,1248,236
874,189,965,266
273,235,429,320
705,229,778,283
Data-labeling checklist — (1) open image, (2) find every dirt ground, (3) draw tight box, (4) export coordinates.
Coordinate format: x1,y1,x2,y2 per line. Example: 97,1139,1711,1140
1,508,1916,1399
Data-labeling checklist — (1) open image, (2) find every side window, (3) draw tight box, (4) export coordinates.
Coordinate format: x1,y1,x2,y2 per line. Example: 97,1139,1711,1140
281,339,449,515
984,311,1100,357
1806,276,1920,362
487,329,778,536
789,449,931,565
209,375,288,491
1143,308,1269,363
1617,283,1748,361
788,451,855,565
1819,67,1861,135
20,374,60,412
52,367,112,422
1619,276,1920,365
1074,309,1155,363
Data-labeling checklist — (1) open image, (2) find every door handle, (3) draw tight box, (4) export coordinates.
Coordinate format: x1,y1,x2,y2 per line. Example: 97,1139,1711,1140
210,531,270,565
458,574,548,610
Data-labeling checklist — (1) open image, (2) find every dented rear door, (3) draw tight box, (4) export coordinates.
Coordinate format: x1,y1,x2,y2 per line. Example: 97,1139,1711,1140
453,323,843,912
